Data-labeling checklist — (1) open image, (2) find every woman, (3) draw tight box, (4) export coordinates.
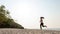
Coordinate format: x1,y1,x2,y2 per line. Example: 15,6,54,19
40,17,47,29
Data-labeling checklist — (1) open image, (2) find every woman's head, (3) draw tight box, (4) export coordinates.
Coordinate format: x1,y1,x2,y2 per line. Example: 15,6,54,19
40,17,44,19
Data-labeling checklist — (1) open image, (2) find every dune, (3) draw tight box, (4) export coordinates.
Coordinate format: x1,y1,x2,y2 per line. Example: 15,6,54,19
0,28,60,34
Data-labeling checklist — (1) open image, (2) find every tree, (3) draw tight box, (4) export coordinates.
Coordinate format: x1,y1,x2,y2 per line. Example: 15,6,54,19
0,5,24,29
0,5,8,23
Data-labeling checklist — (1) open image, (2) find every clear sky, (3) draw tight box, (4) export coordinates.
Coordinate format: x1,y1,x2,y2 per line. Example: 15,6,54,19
0,0,60,29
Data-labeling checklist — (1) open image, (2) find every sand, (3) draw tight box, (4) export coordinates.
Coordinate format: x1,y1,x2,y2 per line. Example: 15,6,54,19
0,28,59,34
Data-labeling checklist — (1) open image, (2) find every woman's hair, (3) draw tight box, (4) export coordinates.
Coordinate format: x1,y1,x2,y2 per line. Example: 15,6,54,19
40,17,44,19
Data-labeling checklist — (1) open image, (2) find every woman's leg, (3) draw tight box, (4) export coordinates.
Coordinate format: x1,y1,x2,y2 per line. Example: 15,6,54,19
40,24,42,30
41,23,47,27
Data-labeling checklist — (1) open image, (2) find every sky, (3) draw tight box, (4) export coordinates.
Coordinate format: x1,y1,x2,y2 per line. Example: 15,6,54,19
0,0,60,29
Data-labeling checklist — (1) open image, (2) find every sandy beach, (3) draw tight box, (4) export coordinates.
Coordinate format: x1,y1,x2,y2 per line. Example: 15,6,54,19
0,28,59,34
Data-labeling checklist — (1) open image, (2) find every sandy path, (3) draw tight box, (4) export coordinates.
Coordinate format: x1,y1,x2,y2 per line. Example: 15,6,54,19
0,28,59,34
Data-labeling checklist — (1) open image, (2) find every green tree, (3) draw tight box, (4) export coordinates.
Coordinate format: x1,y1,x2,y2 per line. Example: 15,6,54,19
0,5,8,23
0,5,24,29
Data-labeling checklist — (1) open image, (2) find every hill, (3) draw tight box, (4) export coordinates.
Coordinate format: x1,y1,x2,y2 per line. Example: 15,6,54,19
0,5,24,29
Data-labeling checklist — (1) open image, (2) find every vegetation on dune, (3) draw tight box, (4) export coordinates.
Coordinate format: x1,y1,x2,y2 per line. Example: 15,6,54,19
0,5,24,29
